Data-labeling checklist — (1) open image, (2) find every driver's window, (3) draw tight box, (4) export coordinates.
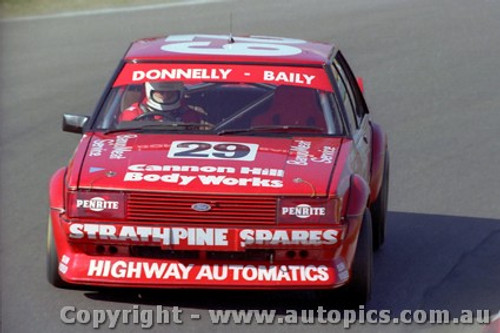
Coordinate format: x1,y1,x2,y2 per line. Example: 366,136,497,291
121,85,143,111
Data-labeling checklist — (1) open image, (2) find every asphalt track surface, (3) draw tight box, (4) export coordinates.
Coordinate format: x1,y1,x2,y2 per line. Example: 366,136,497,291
1,0,499,332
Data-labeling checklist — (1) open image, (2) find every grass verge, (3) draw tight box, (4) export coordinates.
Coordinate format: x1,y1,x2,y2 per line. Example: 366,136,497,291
0,0,176,18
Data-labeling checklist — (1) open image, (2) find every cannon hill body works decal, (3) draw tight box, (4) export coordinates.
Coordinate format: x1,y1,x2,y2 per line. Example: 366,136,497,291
123,141,284,187
123,163,285,188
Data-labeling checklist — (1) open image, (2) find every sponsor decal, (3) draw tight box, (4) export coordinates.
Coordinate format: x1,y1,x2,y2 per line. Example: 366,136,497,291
59,255,70,274
286,140,337,166
68,224,339,249
124,173,283,188
124,164,284,188
129,164,236,174
132,68,232,82
287,140,311,166
136,143,172,151
89,139,113,157
76,197,119,212
87,261,194,279
127,164,284,177
132,68,315,86
240,229,338,247
263,71,315,86
110,134,136,160
86,260,331,283
241,166,284,177
281,204,326,219
69,192,125,219
278,197,338,224
335,259,349,283
311,146,336,164
114,64,333,92
88,135,136,159
69,225,231,247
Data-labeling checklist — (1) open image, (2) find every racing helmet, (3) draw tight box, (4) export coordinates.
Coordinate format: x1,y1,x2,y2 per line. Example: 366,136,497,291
145,81,185,111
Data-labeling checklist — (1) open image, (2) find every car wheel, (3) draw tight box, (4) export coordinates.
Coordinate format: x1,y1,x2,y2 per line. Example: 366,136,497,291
344,209,373,306
47,218,69,288
371,150,389,251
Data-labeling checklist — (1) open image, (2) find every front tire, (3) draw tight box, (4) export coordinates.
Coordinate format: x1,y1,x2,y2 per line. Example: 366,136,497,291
47,218,69,288
371,150,389,251
344,209,373,305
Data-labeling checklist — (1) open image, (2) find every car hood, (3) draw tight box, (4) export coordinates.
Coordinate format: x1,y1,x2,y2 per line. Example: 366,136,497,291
77,133,343,196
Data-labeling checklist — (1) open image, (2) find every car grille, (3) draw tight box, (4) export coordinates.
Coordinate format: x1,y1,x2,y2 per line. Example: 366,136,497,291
129,247,274,261
126,192,277,225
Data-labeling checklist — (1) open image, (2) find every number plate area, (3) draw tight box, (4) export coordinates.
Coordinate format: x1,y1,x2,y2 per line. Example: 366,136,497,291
168,141,259,161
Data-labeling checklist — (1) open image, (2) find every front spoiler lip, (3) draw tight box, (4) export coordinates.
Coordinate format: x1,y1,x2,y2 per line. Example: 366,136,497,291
58,253,349,290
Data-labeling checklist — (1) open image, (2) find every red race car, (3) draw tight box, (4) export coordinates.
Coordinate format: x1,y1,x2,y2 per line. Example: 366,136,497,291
48,34,389,304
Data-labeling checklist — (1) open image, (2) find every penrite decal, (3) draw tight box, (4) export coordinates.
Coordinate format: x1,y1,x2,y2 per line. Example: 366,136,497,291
76,197,119,212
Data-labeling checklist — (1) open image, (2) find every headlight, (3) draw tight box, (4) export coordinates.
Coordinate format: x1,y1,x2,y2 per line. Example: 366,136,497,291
66,191,125,219
277,197,341,224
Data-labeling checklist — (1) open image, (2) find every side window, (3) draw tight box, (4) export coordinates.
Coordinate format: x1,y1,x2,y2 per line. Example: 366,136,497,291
334,53,367,121
331,63,358,131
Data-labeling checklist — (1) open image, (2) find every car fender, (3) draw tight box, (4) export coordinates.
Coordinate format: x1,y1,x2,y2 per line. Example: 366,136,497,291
369,121,387,204
341,173,371,268
49,167,66,210
346,173,370,219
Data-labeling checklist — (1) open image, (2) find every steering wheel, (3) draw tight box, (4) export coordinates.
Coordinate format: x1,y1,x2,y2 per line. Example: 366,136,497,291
133,111,176,122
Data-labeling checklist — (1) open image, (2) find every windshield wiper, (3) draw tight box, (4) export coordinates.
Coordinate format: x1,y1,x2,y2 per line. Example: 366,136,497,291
217,125,324,136
104,122,209,135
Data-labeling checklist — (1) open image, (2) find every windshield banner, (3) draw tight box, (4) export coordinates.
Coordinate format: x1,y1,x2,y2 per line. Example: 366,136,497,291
113,63,333,91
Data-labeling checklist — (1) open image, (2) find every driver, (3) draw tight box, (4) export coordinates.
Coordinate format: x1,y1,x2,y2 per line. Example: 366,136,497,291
119,81,205,122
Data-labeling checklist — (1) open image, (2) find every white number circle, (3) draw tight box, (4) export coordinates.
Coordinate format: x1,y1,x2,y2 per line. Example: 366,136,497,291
161,35,305,57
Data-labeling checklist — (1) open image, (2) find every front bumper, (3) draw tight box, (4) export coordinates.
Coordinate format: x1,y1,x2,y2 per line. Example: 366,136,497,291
59,255,347,289
51,211,353,289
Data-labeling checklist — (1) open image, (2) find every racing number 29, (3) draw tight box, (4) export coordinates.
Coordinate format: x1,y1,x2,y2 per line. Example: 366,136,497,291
162,35,306,57
168,141,259,161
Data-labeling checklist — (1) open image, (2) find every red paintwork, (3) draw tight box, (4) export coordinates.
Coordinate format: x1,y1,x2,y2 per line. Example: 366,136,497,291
66,134,92,190
484,313,500,333
347,174,371,218
77,133,342,195
50,131,367,288
49,167,66,210
125,35,334,66
48,34,388,289
357,77,364,93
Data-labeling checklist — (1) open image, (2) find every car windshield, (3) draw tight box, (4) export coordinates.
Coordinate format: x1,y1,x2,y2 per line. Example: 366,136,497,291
94,63,343,136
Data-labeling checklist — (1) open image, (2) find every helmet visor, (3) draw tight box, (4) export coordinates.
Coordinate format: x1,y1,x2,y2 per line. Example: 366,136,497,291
150,90,181,105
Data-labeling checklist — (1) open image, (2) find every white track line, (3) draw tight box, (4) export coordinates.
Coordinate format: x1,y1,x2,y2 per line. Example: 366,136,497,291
1,0,226,23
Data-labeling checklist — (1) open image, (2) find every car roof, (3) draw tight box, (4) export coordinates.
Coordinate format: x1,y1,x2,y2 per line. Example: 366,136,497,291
124,34,336,66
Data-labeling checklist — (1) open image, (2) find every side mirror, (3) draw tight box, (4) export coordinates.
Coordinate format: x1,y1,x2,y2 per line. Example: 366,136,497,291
356,77,364,94
62,114,89,134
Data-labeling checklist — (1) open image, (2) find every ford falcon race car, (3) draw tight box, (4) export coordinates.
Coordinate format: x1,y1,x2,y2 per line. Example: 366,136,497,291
48,34,389,304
